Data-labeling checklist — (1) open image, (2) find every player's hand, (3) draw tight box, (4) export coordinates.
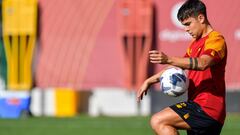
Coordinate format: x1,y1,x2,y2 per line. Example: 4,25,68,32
149,50,169,64
137,80,150,102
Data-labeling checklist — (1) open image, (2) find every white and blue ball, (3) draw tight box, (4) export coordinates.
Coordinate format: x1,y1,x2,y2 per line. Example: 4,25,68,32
159,67,189,97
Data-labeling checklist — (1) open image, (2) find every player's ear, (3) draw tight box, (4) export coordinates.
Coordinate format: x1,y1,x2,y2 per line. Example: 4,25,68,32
198,14,205,24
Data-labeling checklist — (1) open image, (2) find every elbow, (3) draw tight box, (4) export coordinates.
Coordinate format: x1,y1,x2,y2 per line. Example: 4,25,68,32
192,57,214,71
197,63,209,71
198,66,207,71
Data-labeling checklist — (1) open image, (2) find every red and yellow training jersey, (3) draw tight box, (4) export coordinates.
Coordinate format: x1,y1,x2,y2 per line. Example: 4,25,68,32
185,31,227,124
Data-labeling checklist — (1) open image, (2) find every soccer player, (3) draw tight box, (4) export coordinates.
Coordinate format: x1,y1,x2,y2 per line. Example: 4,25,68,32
137,0,227,135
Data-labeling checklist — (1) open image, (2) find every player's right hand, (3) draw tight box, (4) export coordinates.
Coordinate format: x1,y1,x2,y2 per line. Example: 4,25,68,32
149,50,169,64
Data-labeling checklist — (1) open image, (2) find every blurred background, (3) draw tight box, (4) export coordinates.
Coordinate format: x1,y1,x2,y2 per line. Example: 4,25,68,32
0,0,239,135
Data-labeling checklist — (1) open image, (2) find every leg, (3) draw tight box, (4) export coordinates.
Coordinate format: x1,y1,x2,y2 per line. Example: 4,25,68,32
150,107,191,135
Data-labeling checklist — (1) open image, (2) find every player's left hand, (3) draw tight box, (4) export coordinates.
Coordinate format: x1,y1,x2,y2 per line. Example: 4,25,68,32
137,80,150,102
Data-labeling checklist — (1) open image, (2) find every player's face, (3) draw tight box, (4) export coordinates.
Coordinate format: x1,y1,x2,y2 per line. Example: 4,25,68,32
181,16,203,39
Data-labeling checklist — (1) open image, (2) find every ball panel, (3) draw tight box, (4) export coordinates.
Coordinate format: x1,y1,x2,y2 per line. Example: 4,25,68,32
159,67,189,97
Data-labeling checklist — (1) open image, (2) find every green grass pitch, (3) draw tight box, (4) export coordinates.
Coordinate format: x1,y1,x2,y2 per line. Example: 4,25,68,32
0,113,239,135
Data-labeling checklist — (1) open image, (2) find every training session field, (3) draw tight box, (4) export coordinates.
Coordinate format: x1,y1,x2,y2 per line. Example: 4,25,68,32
0,113,239,135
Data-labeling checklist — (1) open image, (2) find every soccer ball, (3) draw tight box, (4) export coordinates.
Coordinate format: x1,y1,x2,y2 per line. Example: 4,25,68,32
159,67,189,97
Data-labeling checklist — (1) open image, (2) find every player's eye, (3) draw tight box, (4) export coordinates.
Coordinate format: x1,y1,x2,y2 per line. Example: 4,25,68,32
184,22,191,26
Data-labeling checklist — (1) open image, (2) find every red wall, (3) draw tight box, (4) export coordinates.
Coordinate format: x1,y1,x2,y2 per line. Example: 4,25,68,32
36,0,240,90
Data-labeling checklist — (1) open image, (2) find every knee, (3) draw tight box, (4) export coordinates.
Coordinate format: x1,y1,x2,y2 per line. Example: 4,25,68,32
150,113,165,130
150,114,177,134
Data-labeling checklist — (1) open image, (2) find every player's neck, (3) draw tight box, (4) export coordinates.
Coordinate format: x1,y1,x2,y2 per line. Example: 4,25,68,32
201,24,213,38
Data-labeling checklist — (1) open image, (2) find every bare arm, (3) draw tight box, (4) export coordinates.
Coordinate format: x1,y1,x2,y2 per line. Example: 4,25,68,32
149,50,216,70
137,67,171,102
137,50,217,101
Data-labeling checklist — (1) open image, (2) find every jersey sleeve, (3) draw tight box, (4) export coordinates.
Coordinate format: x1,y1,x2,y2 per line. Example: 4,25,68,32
202,32,226,62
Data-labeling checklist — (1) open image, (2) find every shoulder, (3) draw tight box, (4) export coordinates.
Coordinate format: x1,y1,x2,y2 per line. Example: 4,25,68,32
205,31,226,51
204,31,226,59
207,31,225,42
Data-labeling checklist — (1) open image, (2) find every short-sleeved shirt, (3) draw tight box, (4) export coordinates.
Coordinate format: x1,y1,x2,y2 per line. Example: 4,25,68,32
184,31,227,124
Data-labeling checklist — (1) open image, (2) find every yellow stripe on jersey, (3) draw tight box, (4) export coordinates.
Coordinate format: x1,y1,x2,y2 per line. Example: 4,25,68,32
204,31,226,59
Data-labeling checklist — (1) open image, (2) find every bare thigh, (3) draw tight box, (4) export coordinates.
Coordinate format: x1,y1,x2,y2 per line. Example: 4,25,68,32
152,107,191,130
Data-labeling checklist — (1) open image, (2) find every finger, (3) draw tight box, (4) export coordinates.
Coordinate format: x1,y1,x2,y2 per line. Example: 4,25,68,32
150,56,165,62
137,93,141,101
137,91,142,100
150,57,161,60
137,97,140,102
150,54,160,58
150,60,162,64
137,89,143,96
149,50,159,54
137,95,141,102
140,94,143,101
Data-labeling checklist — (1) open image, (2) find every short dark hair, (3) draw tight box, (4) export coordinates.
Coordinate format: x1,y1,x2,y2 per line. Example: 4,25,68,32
177,0,207,22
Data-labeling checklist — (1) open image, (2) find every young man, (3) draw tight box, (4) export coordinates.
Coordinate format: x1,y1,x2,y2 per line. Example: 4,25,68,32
137,0,227,135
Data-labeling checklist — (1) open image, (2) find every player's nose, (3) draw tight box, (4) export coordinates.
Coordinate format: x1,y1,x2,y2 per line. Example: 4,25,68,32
184,26,190,32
